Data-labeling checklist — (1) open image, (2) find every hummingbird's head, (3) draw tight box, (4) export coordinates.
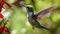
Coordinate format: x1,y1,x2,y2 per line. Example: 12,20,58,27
21,4,33,12
25,6,34,16
26,6,33,12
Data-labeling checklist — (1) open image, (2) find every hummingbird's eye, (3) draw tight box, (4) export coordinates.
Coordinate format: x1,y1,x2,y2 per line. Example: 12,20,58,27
26,7,33,11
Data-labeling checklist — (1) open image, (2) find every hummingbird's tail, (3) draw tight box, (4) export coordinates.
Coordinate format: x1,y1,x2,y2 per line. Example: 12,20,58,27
37,24,50,30
32,17,50,30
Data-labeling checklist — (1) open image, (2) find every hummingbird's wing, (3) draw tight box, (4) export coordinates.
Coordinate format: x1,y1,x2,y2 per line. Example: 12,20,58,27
35,7,54,21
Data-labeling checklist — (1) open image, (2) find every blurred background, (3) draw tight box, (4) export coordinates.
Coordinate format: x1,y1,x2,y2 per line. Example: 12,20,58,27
0,0,60,34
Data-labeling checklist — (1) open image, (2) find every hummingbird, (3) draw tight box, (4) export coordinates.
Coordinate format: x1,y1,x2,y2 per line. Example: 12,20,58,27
13,0,54,31
12,0,54,30
25,6,54,30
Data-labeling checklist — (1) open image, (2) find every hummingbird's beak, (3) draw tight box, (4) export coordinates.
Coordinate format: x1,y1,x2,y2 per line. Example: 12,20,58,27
19,0,32,8
22,5,26,7
21,3,32,8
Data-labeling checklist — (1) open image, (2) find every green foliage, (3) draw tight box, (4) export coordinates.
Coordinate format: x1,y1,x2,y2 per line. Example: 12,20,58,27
2,0,60,34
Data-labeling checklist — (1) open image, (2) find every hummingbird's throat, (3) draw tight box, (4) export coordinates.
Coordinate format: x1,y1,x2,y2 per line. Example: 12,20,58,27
28,12,34,17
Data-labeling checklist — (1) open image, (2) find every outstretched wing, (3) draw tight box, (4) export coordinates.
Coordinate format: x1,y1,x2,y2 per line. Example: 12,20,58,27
35,7,54,21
